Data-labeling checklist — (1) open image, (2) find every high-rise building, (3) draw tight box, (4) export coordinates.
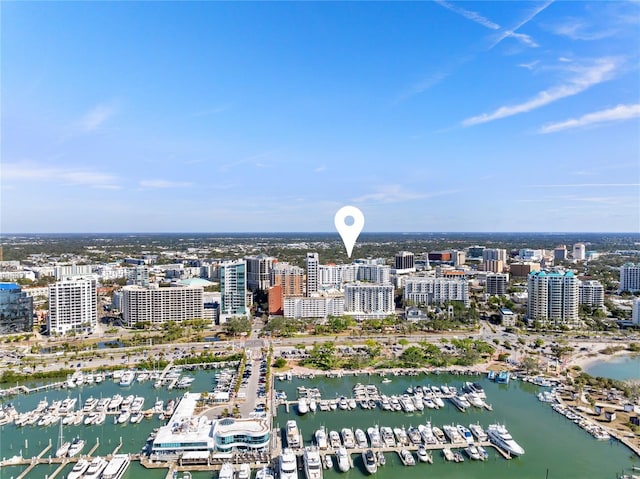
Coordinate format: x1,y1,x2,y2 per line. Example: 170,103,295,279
319,264,357,289
220,260,247,321
486,273,509,296
510,262,541,278
54,264,94,280
343,283,394,319
305,253,319,296
578,280,604,308
632,298,640,326
404,277,469,307
467,246,485,259
527,271,579,327
48,276,97,335
484,259,505,273
451,250,466,267
121,285,204,327
573,243,586,261
357,264,391,284
394,251,415,272
269,263,305,315
483,248,507,263
554,245,568,261
128,266,150,287
245,254,275,292
0,283,34,334
620,263,640,292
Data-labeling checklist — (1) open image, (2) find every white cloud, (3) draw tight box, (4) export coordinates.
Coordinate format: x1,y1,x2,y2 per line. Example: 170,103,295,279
548,19,618,41
538,103,640,133
353,185,458,204
314,165,326,173
518,60,540,70
462,57,620,126
435,1,500,30
79,103,116,131
507,32,539,47
139,179,192,188
2,162,119,188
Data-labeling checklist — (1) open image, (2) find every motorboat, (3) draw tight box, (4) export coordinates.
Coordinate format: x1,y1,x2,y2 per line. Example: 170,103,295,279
443,425,465,444
67,458,90,479
298,398,309,415
367,426,382,448
487,424,525,456
67,437,85,457
303,446,323,479
457,424,474,444
323,454,333,470
237,463,251,479
340,428,356,449
477,445,489,460
393,427,409,446
286,420,300,448
280,448,299,479
336,446,350,472
376,451,385,466
355,428,368,448
398,449,415,466
380,426,395,447
315,427,328,449
362,449,377,474
101,454,130,479
418,423,437,445
255,466,275,479
465,445,482,460
417,445,432,463
407,426,422,445
329,430,341,448
218,463,234,479
83,457,108,479
469,423,488,442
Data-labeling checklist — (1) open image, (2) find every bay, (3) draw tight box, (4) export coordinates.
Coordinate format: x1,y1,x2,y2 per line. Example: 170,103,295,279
584,354,640,381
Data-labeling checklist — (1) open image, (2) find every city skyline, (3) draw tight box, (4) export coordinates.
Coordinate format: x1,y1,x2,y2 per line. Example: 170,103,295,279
2,1,639,233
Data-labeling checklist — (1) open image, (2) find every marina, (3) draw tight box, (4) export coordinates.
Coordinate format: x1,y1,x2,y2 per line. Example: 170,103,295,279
0,367,637,478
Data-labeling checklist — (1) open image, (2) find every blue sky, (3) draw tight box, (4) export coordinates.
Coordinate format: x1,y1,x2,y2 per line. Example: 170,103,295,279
2,1,639,233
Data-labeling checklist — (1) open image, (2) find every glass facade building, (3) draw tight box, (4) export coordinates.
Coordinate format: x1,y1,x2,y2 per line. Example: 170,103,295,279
0,283,34,334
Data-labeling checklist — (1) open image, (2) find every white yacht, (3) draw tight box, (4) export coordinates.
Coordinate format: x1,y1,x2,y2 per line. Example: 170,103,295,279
218,463,234,479
67,458,90,479
237,463,251,479
362,449,377,474
117,410,131,424
298,398,309,415
279,448,299,479
303,446,323,479
328,430,341,449
417,445,432,463
366,426,382,448
67,437,85,457
465,445,482,460
354,428,368,448
487,424,525,456
457,424,474,445
336,446,350,472
102,454,130,479
255,466,275,479
118,371,135,387
286,420,301,448
469,423,488,442
315,427,328,449
340,428,356,449
83,457,108,479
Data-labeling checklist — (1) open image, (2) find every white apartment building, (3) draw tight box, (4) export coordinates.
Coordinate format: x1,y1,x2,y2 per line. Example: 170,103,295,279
620,263,640,292
121,285,204,327
578,280,604,308
283,293,344,319
573,243,586,261
356,264,391,285
404,277,470,307
245,254,275,292
54,264,95,280
527,271,579,327
482,248,507,263
48,276,97,335
632,298,640,326
452,250,466,267
319,264,357,289
220,260,247,321
343,282,394,319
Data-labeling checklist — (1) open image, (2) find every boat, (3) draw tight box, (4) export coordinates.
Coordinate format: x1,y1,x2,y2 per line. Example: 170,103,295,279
286,420,301,448
94,412,106,425
367,426,382,448
67,437,85,457
83,457,108,479
432,426,446,443
329,430,341,449
338,397,349,410
487,371,496,380
108,394,123,411
117,410,131,424
362,449,377,474
323,454,333,470
393,427,409,446
315,427,328,449
280,448,299,479
303,446,323,479
341,428,356,449
417,445,432,463
469,423,488,442
457,424,474,444
398,449,415,466
376,451,385,466
336,446,350,472
309,399,317,413
453,451,465,462
380,426,395,447
465,445,482,460
487,424,525,456
118,371,135,387
255,466,275,479
442,448,455,462
407,426,422,445
298,398,309,415
218,463,234,479
101,454,130,479
237,463,251,479
496,371,511,384
130,412,144,424
55,423,70,458
381,377,391,384
355,428,368,448
450,394,470,412
67,458,90,479
443,425,465,444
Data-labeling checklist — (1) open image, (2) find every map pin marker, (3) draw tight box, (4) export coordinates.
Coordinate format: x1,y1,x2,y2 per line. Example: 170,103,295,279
334,206,365,258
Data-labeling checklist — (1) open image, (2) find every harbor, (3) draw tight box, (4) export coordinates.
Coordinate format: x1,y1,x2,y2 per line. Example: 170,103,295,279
0,365,637,478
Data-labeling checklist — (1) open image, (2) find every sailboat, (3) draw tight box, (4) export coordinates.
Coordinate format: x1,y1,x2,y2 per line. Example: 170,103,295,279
55,422,70,458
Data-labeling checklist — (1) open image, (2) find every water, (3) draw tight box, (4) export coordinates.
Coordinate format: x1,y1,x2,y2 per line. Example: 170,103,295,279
275,373,636,479
1,370,636,479
584,354,640,381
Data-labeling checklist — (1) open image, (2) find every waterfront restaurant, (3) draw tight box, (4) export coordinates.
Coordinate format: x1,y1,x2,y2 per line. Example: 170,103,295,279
150,393,270,462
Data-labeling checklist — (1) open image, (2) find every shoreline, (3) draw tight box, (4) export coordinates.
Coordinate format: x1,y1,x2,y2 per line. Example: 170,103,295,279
565,342,639,374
